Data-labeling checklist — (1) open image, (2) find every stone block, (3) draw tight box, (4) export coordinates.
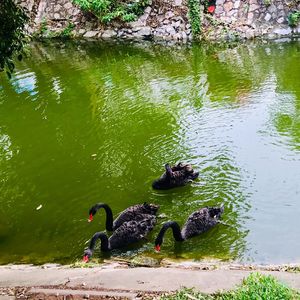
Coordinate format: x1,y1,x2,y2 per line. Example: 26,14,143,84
224,1,233,12
247,12,254,22
273,27,292,35
264,13,272,22
129,19,146,27
64,2,73,10
215,6,224,15
78,29,86,35
249,4,260,12
267,4,276,14
101,29,117,38
234,0,240,9
166,25,176,35
174,0,183,6
165,11,175,19
132,26,152,37
229,9,238,17
83,30,99,38
277,17,285,24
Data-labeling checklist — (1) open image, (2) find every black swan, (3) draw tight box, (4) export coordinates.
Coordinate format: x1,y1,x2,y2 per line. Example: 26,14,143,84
88,202,159,231
154,205,224,251
83,215,156,262
152,163,199,190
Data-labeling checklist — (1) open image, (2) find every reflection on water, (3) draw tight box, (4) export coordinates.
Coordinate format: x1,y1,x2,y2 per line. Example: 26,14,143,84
0,40,300,264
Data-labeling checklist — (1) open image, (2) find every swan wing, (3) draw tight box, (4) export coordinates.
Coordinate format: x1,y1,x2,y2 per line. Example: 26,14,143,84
113,204,159,230
110,215,156,249
182,208,219,239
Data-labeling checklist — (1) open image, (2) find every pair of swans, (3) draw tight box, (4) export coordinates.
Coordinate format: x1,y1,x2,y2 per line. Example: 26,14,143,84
83,202,224,262
83,203,159,262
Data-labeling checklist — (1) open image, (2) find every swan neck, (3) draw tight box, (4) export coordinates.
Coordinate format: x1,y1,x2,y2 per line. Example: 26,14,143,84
89,232,110,251
94,203,114,231
165,164,173,177
155,221,183,246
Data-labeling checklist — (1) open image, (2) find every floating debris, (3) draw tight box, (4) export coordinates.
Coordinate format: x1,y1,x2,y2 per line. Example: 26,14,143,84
36,205,42,210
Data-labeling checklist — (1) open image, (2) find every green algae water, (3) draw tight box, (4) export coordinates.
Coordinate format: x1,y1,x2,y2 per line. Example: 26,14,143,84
0,40,300,265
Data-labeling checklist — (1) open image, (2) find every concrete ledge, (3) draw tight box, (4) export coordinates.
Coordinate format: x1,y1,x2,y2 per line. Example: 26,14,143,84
2,263,300,297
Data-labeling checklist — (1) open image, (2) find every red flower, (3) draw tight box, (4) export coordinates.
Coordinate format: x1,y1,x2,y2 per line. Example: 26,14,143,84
207,5,216,14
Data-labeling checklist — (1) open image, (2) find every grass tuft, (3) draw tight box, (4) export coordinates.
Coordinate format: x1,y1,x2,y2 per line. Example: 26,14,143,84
160,273,300,300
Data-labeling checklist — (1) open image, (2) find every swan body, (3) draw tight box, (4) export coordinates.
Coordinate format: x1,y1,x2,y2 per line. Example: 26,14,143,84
152,163,199,190
88,202,159,231
154,206,224,251
83,215,156,261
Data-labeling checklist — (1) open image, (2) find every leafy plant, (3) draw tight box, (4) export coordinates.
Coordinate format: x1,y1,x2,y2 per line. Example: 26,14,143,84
287,10,300,27
0,0,29,78
60,22,76,38
72,0,149,23
188,0,201,36
34,21,75,39
40,18,49,35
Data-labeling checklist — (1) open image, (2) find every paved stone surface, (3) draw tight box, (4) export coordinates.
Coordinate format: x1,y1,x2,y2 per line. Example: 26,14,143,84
2,264,300,296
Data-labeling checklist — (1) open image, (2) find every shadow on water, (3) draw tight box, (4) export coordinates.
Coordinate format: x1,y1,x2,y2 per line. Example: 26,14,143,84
0,40,300,264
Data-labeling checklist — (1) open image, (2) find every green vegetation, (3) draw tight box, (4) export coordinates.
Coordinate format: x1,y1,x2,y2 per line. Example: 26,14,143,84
161,273,300,300
187,0,201,36
262,0,271,6
34,21,75,39
55,22,76,38
71,0,149,23
287,10,300,27
0,0,29,77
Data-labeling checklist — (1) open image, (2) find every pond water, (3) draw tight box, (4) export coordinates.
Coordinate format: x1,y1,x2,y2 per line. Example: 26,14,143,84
0,40,300,265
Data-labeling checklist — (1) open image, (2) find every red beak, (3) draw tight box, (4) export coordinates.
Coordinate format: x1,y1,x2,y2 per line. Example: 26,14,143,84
88,214,93,222
155,245,161,252
83,255,89,263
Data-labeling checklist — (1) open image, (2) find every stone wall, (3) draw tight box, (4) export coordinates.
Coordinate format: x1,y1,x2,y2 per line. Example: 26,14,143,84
211,0,300,39
19,0,300,42
20,0,192,42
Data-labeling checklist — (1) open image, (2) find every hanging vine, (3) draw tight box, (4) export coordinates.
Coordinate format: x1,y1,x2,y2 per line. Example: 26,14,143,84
187,0,202,36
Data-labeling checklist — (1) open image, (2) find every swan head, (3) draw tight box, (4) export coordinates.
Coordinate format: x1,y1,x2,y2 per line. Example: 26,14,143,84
83,248,93,263
88,213,93,222
154,235,163,252
154,244,161,252
88,204,99,222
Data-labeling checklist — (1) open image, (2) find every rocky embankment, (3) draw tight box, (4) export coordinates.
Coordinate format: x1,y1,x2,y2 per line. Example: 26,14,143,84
20,0,300,43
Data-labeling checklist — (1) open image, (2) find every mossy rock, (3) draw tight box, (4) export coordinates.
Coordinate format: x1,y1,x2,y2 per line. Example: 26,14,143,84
130,256,161,267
